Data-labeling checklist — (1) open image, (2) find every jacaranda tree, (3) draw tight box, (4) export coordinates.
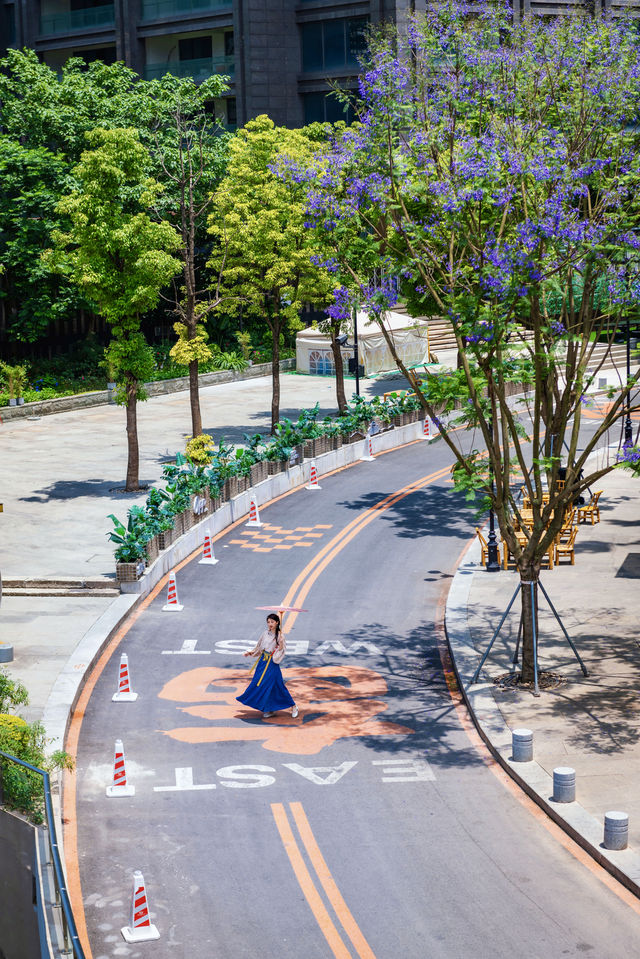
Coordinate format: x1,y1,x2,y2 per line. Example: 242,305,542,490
299,3,640,683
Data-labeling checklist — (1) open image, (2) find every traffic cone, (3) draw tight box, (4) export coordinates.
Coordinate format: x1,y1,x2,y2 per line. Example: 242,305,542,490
198,529,219,565
359,431,375,462
112,653,138,702
422,416,431,440
305,460,322,490
106,739,135,797
246,497,263,528
121,871,160,943
162,570,183,611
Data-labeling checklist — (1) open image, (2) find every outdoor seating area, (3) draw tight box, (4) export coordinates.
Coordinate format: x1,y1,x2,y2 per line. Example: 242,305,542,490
477,489,603,571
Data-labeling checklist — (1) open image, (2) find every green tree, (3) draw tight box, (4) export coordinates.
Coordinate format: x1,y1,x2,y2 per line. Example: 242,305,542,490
146,74,230,437
208,115,334,431
47,127,181,490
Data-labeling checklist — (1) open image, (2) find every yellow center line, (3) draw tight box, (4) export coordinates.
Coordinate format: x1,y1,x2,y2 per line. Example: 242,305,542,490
271,803,354,959
290,802,377,959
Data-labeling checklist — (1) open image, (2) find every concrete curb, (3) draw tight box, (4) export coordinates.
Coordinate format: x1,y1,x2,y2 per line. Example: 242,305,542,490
0,358,295,421
444,539,640,899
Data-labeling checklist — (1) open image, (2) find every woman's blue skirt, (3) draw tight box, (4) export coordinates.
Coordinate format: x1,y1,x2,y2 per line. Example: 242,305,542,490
237,654,295,713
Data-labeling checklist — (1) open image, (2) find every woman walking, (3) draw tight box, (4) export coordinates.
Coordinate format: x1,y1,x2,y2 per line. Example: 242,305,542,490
237,613,299,719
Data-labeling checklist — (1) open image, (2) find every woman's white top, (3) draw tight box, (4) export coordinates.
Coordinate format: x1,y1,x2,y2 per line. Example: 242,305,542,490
258,630,278,653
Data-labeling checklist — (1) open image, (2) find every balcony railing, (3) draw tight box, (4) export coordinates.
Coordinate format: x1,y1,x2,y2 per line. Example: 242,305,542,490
144,55,235,82
40,3,115,35
142,0,232,20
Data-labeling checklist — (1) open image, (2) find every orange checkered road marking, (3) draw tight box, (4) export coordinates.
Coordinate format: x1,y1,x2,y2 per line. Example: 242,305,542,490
228,522,333,553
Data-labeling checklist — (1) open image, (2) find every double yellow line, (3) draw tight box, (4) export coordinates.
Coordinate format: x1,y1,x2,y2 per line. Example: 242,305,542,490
272,802,376,959
280,464,452,633
271,463,452,957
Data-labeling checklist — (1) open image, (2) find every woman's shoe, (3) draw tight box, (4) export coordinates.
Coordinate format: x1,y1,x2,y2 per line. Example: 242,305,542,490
291,705,299,719
263,711,275,718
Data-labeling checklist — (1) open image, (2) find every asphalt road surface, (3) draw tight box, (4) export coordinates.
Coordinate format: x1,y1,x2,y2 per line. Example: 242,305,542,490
68,433,640,959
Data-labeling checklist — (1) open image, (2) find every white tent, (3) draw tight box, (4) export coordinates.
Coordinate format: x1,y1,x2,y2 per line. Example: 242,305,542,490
296,310,431,377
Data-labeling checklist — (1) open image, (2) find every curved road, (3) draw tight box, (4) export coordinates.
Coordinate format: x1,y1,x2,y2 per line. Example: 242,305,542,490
67,436,640,958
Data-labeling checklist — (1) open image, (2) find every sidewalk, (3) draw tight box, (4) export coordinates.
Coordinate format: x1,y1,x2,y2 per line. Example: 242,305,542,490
446,462,640,891
0,368,406,720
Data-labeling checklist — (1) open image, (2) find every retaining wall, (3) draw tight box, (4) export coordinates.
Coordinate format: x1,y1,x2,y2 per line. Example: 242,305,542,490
0,359,296,422
0,808,40,959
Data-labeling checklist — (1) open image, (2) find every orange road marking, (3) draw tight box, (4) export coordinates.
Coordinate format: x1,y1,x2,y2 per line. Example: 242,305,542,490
289,802,377,959
271,803,354,959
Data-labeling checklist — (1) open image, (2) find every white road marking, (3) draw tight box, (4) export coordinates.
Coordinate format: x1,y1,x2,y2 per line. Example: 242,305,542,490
162,639,211,655
214,639,309,655
216,765,276,788
371,759,436,782
282,761,358,785
154,767,216,792
314,640,382,655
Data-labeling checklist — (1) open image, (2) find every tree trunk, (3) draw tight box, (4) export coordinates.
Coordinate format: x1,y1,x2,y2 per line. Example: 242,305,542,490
271,323,280,433
519,567,540,684
330,322,348,413
189,358,202,437
125,377,140,492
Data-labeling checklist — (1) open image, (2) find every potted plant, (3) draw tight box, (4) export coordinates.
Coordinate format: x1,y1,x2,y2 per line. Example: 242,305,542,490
0,361,28,407
107,514,146,582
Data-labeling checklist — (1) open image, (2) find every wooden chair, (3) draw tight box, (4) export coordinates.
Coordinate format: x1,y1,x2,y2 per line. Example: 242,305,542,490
557,508,576,542
555,526,578,564
556,479,566,491
578,490,602,525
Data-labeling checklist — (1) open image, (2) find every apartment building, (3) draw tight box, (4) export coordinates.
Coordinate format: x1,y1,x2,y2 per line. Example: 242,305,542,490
0,1,637,129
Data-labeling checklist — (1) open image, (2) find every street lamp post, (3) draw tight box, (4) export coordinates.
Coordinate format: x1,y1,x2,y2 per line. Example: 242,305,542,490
336,306,361,398
625,313,633,446
486,417,501,572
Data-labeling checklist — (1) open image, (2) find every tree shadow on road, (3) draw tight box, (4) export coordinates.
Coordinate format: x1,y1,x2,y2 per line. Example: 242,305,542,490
19,478,154,501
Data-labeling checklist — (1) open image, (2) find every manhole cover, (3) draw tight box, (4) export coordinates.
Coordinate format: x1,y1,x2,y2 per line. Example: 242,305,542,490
493,670,567,691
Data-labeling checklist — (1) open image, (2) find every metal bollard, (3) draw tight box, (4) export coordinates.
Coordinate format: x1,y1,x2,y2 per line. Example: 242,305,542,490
512,728,533,762
604,811,629,851
553,767,576,803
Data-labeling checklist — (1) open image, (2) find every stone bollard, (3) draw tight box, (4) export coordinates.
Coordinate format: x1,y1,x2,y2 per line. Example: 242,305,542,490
553,767,576,803
604,811,629,851
0,644,13,663
512,728,534,762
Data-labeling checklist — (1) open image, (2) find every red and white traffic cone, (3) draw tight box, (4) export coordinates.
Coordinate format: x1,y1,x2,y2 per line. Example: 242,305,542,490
198,529,219,566
359,431,375,462
106,739,135,797
162,570,183,611
305,460,322,491
121,870,160,943
246,497,263,528
112,652,138,702
422,416,431,440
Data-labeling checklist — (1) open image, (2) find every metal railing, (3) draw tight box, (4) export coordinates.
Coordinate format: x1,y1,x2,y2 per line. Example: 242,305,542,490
40,4,115,36
144,55,235,82
0,749,85,959
142,0,231,19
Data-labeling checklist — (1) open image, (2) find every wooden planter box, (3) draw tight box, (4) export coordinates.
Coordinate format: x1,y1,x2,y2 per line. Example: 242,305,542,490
392,414,404,428
157,527,174,550
116,560,145,583
329,434,343,451
145,536,159,565
267,459,286,475
191,492,208,521
180,509,194,533
226,476,240,499
250,461,268,486
290,443,304,466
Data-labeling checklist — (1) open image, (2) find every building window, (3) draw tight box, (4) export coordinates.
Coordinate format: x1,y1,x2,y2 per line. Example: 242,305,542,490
301,17,368,73
179,35,212,61
303,92,355,125
226,97,237,126
224,31,234,57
